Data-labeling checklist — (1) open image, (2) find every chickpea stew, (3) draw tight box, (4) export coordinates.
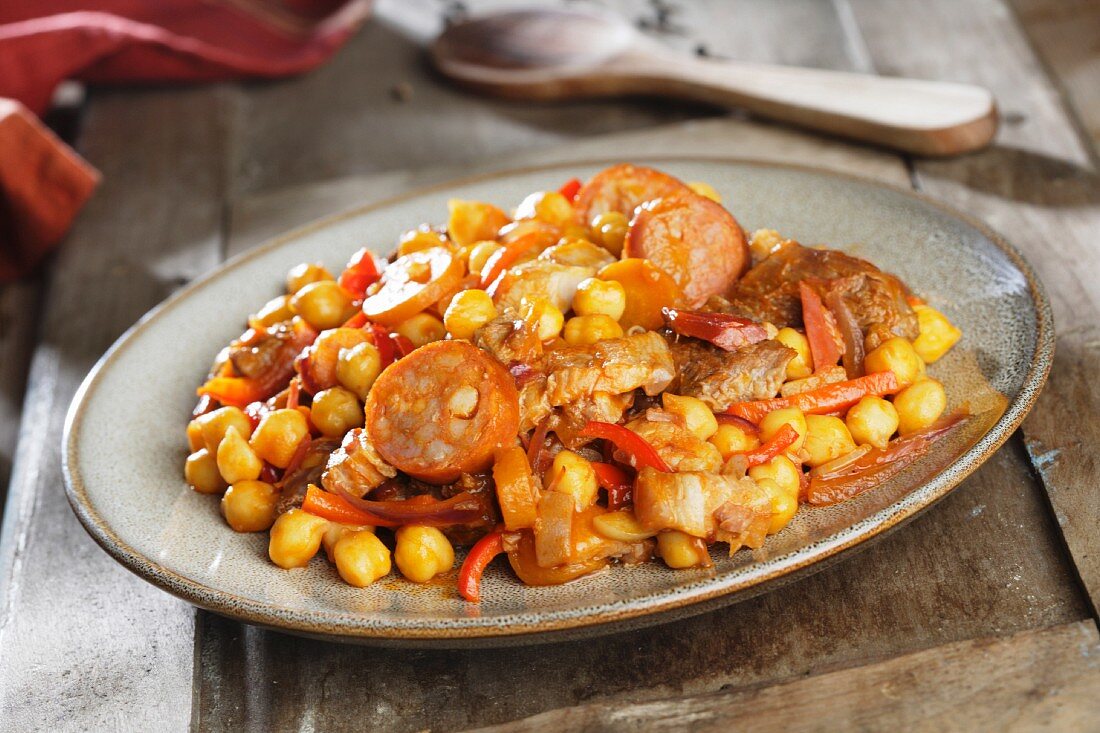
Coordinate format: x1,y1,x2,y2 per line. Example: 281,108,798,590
186,164,965,602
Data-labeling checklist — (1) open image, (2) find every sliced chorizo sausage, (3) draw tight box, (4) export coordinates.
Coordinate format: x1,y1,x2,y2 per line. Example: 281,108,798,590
574,164,692,226
365,340,520,484
624,191,750,307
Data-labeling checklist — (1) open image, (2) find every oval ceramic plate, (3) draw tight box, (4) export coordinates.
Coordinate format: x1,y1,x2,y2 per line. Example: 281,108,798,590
63,158,1052,647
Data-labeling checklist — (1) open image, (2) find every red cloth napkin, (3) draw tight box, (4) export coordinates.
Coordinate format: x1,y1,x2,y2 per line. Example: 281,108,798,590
0,0,373,281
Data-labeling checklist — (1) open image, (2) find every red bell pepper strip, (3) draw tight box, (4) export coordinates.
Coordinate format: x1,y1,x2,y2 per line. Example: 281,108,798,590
738,424,799,467
458,530,505,602
580,421,672,473
800,281,843,372
196,376,270,408
806,411,969,505
479,233,542,289
714,413,760,434
661,308,768,351
391,333,415,358
338,248,380,299
558,177,583,202
370,324,397,368
592,462,634,510
342,311,369,329
286,378,301,410
301,485,399,527
726,371,900,424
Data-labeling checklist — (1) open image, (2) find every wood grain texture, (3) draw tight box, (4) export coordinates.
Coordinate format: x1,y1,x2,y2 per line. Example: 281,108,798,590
465,620,1100,732
0,87,235,731
1012,0,1100,154
848,0,1100,619
193,1,1090,731
0,279,42,507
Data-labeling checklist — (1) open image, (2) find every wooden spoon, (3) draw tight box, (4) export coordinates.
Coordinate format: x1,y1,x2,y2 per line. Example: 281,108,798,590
431,8,997,156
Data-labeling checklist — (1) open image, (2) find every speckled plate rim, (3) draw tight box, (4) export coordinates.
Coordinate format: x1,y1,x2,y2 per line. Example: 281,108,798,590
62,156,1054,645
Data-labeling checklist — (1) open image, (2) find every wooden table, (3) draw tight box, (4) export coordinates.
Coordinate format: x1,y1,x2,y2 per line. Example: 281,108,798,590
3,1,1100,730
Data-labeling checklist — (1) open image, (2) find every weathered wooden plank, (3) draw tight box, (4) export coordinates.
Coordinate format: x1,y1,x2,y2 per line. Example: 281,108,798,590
1012,0,1100,154
848,0,1100,617
465,620,1100,732
0,86,236,730
195,1,1090,731
0,278,41,507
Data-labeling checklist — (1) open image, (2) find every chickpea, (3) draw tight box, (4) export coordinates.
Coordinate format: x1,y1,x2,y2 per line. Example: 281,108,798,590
467,241,503,275
687,181,722,203
291,280,355,331
311,387,363,438
286,262,333,294
185,448,227,495
249,408,309,468
524,299,565,341
268,509,329,569
398,226,450,256
662,394,718,441
864,337,924,388
657,530,708,569
186,419,205,452
846,396,899,449
590,211,629,257
748,455,801,497
447,199,509,247
803,415,857,468
514,191,576,228
196,406,252,455
563,314,623,346
913,304,962,364
333,530,392,586
394,312,446,348
444,289,498,339
545,450,599,509
775,327,813,380
572,277,627,321
221,480,278,532
216,425,263,484
893,378,947,435
592,509,657,542
321,522,373,563
254,294,295,327
394,525,455,583
709,423,761,460
759,407,808,453
756,478,797,535
336,341,382,400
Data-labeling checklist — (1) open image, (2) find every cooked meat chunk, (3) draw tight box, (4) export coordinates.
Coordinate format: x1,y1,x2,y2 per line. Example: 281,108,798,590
721,241,918,349
275,438,339,514
634,468,769,539
556,391,635,449
669,338,794,411
490,259,595,314
321,428,397,498
473,314,544,366
228,321,304,380
622,411,722,472
542,331,676,407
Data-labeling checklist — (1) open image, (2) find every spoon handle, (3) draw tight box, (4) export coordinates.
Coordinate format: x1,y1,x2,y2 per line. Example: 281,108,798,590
619,51,997,156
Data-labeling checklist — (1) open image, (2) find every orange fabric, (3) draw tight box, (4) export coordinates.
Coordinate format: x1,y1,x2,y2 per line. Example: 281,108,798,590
0,99,99,281
0,1,372,280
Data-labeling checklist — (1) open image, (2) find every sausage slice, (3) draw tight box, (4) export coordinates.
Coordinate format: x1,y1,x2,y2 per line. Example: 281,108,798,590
624,191,749,307
365,340,519,484
574,164,692,225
